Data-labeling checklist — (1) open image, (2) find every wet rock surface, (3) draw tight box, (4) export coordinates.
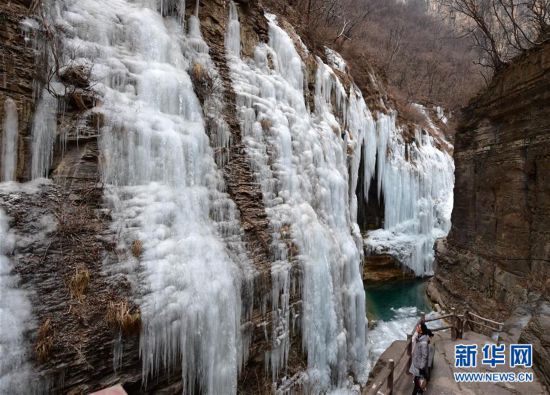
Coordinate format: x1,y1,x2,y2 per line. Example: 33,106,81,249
363,253,415,283
519,301,550,387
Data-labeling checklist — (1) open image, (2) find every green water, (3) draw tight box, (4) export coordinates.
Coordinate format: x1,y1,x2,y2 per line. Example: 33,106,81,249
365,279,431,321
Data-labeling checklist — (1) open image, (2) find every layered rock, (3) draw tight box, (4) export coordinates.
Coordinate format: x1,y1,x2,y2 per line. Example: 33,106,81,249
0,1,39,181
432,41,550,385
1,0,454,393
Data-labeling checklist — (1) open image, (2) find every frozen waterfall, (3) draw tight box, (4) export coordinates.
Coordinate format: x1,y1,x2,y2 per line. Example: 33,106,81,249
0,209,33,393
1,99,19,182
226,6,368,389
363,112,454,276
59,0,251,393
226,1,454,387
9,0,457,391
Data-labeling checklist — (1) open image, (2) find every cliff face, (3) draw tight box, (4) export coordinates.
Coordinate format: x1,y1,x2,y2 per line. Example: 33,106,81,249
0,1,38,181
433,41,550,384
0,0,454,393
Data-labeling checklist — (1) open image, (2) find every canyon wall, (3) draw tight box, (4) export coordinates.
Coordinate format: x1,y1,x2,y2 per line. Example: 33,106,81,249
0,0,453,393
432,41,550,385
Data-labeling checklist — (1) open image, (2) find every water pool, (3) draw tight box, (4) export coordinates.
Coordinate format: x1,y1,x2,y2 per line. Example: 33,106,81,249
364,279,432,373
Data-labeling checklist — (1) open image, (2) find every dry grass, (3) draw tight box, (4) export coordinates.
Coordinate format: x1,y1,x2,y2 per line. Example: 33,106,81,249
260,118,272,131
400,103,427,128
35,319,54,363
189,61,216,104
56,204,100,237
191,62,207,83
266,52,275,70
131,239,142,258
106,300,141,336
68,266,90,301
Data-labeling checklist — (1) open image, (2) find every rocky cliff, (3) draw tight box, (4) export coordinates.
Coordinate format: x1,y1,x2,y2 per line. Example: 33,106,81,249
0,0,454,393
432,41,550,386
0,0,38,181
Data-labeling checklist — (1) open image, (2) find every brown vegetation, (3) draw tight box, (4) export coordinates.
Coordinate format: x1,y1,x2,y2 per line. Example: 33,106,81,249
131,239,142,258
106,300,141,336
190,61,219,104
191,61,207,82
267,0,485,110
67,266,90,301
260,118,273,131
437,0,550,71
35,318,54,363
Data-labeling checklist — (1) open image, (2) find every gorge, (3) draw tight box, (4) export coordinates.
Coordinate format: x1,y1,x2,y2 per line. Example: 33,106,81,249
0,0,547,394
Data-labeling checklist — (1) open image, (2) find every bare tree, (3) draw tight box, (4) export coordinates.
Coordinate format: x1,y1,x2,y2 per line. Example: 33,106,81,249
437,0,550,70
298,0,371,42
527,0,550,39
384,24,406,72
274,0,486,109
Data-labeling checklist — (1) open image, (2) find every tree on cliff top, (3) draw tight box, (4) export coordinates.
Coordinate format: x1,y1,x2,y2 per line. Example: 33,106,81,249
272,0,483,110
436,0,550,71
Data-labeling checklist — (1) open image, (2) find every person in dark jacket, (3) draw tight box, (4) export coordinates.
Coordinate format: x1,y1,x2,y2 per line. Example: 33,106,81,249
409,322,433,394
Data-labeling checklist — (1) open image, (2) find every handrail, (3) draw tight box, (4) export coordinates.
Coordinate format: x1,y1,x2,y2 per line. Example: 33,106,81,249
467,311,502,326
431,325,453,332
466,311,503,331
468,319,500,331
367,340,410,394
424,313,454,323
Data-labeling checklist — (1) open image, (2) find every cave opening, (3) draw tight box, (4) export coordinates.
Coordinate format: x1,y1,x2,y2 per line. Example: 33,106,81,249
356,148,385,233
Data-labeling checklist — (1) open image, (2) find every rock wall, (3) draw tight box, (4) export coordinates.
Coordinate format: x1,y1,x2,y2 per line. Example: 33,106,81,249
0,0,453,393
0,1,38,180
432,41,550,385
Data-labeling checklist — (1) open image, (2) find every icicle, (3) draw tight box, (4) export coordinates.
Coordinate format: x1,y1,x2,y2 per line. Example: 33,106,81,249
30,89,57,179
1,99,19,181
363,109,454,276
159,0,186,20
226,2,241,58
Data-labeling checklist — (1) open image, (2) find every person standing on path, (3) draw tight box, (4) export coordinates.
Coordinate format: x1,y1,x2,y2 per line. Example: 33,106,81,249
409,322,432,394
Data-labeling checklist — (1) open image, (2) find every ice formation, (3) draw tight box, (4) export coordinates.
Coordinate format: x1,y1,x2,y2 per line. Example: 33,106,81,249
58,0,252,393
0,0,454,391
226,1,453,387
363,112,454,276
324,47,348,73
226,6,368,389
1,99,19,182
366,307,421,371
31,89,57,179
0,209,33,393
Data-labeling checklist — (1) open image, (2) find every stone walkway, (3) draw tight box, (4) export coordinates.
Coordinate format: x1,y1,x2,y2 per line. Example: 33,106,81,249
392,331,548,395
